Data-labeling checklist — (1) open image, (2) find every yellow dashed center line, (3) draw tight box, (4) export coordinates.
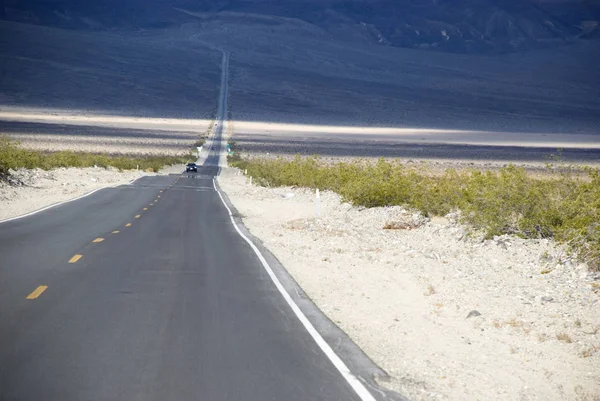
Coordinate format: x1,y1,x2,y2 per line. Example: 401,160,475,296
135,215,141,219
26,285,48,299
125,223,132,227
112,230,120,234
143,208,148,211
68,254,83,263
92,238,104,243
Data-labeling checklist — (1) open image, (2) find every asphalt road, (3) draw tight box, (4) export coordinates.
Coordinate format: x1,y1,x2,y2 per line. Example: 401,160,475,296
0,161,378,401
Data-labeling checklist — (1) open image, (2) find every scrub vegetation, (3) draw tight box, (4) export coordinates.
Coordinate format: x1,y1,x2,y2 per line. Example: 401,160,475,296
229,154,600,270
0,136,193,175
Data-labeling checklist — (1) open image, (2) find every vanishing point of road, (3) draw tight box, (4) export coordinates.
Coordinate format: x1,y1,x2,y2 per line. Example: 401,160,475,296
0,51,384,401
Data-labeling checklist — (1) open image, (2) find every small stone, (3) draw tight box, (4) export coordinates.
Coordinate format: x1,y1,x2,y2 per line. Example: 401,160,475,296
541,296,554,304
466,310,482,319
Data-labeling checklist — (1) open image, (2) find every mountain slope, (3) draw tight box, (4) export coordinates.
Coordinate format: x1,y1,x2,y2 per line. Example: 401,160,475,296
2,0,599,53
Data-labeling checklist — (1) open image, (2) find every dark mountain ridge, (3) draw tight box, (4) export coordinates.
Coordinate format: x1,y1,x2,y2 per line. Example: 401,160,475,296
2,0,600,53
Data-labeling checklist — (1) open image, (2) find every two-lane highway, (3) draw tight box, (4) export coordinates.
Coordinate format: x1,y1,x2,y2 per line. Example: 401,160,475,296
0,164,381,400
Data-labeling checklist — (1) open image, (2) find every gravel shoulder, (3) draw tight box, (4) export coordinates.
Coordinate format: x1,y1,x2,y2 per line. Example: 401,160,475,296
217,167,600,401
0,167,153,222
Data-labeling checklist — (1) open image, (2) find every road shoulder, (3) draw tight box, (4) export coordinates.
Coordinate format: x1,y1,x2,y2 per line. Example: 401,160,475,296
214,169,405,401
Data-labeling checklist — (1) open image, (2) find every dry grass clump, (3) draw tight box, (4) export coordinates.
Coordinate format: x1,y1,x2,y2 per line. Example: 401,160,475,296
556,332,574,343
383,221,419,230
581,344,600,358
424,284,436,296
0,136,193,175
493,318,532,335
229,154,600,270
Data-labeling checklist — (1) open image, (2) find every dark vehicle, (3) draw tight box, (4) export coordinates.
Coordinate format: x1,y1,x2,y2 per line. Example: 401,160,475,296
186,163,198,173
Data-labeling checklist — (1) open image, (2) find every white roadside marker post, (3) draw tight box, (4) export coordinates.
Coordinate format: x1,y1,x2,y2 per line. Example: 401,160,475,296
316,188,321,219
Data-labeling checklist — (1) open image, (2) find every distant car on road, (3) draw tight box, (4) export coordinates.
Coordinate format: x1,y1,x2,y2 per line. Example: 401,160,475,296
186,163,198,173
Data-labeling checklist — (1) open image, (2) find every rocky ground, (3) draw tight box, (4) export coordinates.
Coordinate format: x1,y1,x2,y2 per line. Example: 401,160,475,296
218,167,600,401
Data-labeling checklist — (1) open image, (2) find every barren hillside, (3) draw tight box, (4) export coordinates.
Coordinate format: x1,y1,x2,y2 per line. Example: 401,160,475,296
0,21,221,154
4,0,600,53
0,21,221,117
1,3,599,162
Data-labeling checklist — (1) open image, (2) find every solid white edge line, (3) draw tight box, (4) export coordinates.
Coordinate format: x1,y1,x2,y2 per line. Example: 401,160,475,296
212,178,376,401
0,175,146,224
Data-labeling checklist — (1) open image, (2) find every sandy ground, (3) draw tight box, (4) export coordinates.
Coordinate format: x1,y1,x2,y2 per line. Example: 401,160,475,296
0,167,151,221
0,107,211,156
218,167,600,401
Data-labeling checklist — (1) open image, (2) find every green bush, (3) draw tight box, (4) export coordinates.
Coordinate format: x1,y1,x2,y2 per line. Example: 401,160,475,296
232,155,599,270
0,136,43,174
0,136,192,175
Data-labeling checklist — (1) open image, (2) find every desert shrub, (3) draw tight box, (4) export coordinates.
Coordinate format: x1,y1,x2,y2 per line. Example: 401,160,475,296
457,166,550,237
0,136,43,174
0,136,192,174
233,155,599,270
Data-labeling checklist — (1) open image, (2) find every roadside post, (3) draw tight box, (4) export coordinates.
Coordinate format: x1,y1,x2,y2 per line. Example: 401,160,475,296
316,188,321,218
